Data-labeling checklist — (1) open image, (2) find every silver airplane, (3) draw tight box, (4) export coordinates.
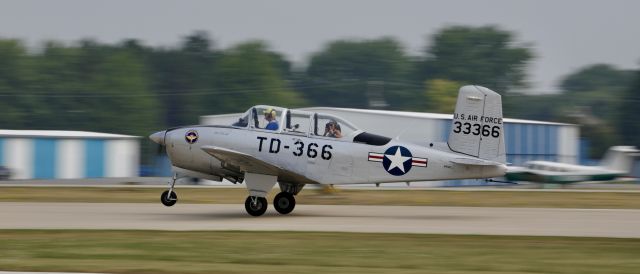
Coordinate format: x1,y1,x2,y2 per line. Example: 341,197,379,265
506,146,639,184
149,85,508,216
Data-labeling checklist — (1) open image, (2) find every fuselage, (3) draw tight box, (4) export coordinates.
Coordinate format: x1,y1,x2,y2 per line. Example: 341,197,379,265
161,125,506,185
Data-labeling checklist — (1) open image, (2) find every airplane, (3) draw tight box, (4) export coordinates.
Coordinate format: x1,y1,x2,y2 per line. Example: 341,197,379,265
149,85,508,216
505,146,639,184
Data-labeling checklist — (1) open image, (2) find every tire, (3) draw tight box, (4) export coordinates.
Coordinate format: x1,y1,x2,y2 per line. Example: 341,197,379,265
244,196,268,216
273,192,296,214
160,190,177,207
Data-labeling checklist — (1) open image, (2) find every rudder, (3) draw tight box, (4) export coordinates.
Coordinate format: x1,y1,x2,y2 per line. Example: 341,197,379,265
600,146,639,172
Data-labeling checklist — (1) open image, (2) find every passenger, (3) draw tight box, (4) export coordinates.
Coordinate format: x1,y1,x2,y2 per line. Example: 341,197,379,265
263,108,279,130
323,120,342,138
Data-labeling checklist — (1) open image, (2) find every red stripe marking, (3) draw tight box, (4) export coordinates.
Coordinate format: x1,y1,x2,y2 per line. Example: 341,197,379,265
369,155,384,159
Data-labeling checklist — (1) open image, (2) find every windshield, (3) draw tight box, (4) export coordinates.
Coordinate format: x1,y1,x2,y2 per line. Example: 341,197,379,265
231,110,250,128
231,106,286,131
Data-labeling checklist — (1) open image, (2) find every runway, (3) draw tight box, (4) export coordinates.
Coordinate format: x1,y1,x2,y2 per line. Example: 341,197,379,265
2,202,640,238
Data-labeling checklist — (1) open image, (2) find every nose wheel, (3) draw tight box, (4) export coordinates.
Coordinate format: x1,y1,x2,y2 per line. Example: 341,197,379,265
161,173,178,207
245,196,268,216
273,192,296,214
160,190,177,206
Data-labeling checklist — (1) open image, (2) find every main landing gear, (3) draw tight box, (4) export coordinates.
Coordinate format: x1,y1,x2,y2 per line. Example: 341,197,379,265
273,192,295,214
243,191,296,216
244,196,268,216
161,173,178,207
242,173,303,217
158,172,303,217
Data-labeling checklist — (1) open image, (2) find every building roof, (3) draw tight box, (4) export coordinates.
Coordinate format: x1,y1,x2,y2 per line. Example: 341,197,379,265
201,107,577,127
300,107,576,126
0,130,139,139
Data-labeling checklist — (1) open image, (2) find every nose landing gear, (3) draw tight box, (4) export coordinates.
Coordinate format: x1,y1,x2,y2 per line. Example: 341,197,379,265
160,173,178,207
160,190,177,206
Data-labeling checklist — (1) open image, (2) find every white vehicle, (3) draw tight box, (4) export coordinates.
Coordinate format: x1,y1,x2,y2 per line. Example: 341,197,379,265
150,85,508,216
506,146,639,184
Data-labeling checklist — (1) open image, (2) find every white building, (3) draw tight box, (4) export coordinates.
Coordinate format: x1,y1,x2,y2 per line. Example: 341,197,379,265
202,107,580,166
0,130,140,179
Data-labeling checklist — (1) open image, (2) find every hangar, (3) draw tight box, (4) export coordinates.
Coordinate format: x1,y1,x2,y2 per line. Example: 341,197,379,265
0,130,140,179
201,107,579,186
299,108,580,166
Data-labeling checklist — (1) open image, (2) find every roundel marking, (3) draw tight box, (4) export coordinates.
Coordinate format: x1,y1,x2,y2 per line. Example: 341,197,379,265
382,146,413,176
185,130,199,144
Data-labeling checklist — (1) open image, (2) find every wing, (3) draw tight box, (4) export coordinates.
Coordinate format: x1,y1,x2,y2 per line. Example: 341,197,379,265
200,146,318,184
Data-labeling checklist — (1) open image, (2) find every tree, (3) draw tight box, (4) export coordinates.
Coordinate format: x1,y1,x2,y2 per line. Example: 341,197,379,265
303,38,417,109
0,39,31,129
25,41,160,137
210,41,305,112
424,79,460,114
419,26,533,93
554,64,635,156
148,31,219,127
561,64,634,93
84,50,160,137
618,70,640,147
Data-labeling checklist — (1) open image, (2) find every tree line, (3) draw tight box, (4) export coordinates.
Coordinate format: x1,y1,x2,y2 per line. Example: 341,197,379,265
0,25,638,160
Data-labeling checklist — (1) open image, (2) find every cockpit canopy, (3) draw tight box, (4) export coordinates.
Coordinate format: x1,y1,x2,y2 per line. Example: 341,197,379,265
231,105,391,145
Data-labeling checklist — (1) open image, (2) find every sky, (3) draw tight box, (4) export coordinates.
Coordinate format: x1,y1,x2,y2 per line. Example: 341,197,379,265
0,0,638,93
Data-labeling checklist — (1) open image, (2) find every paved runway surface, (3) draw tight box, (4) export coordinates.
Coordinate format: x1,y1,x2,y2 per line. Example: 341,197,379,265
2,202,640,238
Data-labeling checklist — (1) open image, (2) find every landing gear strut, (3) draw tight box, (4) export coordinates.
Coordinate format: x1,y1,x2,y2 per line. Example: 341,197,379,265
244,196,268,216
273,192,295,214
161,173,178,207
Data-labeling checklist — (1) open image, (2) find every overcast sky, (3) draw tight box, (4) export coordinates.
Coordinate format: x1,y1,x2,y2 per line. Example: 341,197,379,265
1,0,638,93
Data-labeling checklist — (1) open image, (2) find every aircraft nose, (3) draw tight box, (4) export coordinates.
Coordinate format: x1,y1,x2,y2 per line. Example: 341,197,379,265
149,130,166,145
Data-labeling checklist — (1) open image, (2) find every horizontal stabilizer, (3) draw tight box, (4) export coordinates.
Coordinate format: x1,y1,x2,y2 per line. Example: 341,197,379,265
450,157,504,166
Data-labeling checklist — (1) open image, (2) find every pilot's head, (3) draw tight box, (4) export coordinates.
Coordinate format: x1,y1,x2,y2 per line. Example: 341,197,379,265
263,108,276,121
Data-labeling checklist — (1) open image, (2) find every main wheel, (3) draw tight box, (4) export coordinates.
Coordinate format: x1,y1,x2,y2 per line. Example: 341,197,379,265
160,190,177,207
273,192,296,214
244,196,268,216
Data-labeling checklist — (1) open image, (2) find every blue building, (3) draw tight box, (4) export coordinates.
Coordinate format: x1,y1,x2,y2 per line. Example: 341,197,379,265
0,130,140,180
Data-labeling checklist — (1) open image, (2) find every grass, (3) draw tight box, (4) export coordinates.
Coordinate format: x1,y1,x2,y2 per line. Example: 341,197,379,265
2,186,640,208
0,230,639,274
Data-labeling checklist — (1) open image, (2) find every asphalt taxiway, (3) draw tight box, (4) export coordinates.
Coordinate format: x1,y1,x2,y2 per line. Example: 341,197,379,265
2,202,639,238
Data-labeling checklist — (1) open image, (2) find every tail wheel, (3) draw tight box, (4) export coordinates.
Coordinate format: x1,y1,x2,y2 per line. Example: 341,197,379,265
273,192,296,214
160,190,177,207
244,196,268,216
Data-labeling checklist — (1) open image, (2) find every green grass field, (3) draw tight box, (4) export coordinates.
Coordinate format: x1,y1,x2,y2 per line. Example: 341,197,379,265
2,186,640,208
0,230,639,274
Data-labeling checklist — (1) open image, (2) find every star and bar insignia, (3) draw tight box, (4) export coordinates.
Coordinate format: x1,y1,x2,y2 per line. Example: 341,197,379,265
368,145,427,176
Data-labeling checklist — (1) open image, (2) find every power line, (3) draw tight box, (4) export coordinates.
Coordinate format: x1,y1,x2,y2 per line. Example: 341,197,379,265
0,82,359,98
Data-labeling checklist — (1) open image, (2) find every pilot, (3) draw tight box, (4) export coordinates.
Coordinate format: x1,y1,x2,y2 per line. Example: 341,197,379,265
264,108,279,130
323,120,342,138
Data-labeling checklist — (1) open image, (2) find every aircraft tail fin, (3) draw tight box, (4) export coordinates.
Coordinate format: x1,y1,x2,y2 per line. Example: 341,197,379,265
447,85,506,163
600,146,639,172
